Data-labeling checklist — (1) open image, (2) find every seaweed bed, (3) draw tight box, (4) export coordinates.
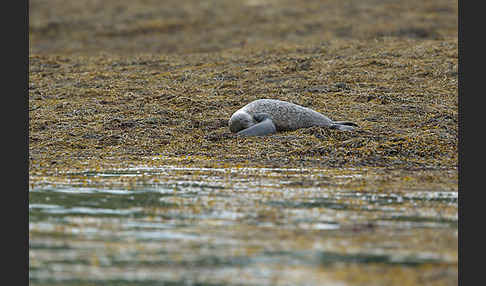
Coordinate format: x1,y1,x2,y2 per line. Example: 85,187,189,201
29,0,458,174
29,0,458,285
29,38,458,187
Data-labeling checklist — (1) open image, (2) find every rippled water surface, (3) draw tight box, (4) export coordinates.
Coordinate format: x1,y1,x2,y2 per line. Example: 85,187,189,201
29,166,458,286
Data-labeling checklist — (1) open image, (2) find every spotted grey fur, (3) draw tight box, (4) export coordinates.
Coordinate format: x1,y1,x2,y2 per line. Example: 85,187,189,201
228,99,357,136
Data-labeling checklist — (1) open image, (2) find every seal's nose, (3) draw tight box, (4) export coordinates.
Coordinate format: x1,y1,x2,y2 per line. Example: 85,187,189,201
228,119,239,133
228,113,242,133
228,112,253,133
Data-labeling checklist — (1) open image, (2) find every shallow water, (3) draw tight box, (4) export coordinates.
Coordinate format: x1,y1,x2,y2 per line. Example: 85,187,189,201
29,166,458,286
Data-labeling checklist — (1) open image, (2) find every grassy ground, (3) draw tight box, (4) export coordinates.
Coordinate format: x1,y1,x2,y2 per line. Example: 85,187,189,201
28,0,458,199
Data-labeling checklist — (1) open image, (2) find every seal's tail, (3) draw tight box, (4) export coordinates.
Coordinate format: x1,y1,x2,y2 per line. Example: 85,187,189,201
331,121,359,131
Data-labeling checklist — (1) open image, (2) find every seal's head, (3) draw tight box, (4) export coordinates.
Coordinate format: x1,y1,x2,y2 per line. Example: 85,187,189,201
228,111,256,133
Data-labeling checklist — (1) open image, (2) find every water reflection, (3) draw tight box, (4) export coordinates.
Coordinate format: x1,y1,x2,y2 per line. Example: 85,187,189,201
30,166,458,285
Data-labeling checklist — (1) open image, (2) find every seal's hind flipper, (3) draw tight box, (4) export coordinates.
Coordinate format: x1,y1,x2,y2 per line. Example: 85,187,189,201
331,121,358,131
331,124,355,131
330,121,358,131
333,121,359,127
237,119,277,137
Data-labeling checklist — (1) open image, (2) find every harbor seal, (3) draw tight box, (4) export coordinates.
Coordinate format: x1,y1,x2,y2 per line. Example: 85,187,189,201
228,99,358,136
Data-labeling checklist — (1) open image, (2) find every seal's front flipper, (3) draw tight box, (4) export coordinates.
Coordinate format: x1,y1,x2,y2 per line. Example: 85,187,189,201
237,119,277,137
